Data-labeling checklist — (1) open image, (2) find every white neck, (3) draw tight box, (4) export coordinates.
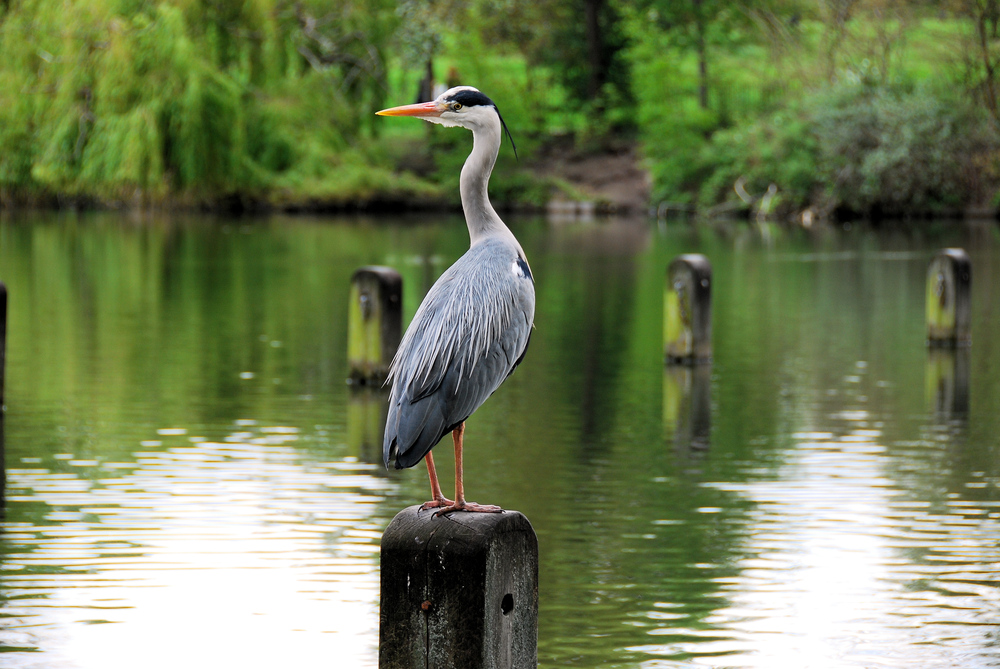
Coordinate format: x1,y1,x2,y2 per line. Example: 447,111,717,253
460,115,517,249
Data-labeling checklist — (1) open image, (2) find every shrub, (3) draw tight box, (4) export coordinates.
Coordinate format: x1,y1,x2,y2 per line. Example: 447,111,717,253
697,106,820,212
812,81,995,215
693,79,998,216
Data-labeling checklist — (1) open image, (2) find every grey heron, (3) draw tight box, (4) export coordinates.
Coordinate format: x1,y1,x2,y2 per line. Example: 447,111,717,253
377,86,535,514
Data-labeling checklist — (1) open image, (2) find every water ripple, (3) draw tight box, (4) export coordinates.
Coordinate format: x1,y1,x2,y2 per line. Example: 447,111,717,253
0,423,393,669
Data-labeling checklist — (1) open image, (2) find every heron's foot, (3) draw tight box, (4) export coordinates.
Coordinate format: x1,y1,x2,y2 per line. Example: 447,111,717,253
434,501,503,515
419,497,455,512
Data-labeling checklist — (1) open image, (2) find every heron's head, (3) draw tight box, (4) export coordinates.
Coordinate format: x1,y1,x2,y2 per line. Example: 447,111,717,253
377,86,517,157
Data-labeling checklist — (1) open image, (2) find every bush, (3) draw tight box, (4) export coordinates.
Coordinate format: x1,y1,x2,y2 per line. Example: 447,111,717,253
697,106,820,212
693,79,998,217
812,81,995,215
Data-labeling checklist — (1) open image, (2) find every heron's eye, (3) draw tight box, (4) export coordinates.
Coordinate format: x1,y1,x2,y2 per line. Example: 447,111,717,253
452,103,463,111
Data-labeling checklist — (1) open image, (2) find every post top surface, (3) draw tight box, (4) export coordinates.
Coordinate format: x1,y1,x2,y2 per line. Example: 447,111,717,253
937,248,970,261
352,266,402,283
381,505,536,555
929,248,972,284
668,254,712,275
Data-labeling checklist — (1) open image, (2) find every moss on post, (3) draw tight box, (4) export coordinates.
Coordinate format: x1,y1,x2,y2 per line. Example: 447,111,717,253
926,248,971,347
348,267,402,384
665,254,712,364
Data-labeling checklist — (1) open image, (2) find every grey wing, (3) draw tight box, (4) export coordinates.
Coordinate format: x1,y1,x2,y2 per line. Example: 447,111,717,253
383,248,534,469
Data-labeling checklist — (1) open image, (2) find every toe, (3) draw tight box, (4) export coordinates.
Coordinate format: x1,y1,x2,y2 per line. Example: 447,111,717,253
419,498,455,511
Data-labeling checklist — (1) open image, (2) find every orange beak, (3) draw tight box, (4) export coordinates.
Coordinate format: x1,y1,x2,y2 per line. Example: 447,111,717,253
376,101,442,118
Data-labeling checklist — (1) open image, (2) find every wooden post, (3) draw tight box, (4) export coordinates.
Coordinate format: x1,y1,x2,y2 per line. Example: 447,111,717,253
665,254,712,364
0,413,5,508
664,364,711,452
1,282,6,503
346,385,389,463
380,506,538,669
926,348,970,417
348,267,402,384
926,249,971,347
0,281,6,411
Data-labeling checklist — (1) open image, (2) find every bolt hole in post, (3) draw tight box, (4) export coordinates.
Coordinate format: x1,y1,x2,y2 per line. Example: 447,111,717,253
501,593,513,616
359,292,372,319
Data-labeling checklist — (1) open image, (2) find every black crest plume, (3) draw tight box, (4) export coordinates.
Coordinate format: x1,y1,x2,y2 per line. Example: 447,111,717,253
447,88,518,160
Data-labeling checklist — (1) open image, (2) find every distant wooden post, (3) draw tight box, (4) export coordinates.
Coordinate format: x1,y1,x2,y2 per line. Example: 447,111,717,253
347,385,390,463
1,282,6,501
0,412,5,506
0,281,6,411
380,506,538,669
348,267,402,384
665,255,712,364
926,249,971,347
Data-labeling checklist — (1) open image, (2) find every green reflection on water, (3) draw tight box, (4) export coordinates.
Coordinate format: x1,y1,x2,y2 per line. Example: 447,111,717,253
1,212,999,668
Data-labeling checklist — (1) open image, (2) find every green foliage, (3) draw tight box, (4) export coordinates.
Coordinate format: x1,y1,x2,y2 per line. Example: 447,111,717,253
385,23,570,205
632,7,1000,217
0,0,406,206
626,7,785,204
697,106,819,210
524,0,633,114
812,81,992,215
627,27,706,202
696,79,997,216
2,0,998,214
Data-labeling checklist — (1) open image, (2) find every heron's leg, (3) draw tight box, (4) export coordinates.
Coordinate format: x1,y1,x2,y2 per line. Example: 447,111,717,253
419,451,454,511
435,422,502,515
453,422,467,505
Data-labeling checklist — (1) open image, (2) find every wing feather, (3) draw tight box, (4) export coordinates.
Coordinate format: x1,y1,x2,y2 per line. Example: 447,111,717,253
383,238,534,469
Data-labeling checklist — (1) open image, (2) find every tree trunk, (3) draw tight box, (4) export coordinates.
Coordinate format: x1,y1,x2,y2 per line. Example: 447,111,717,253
977,4,999,121
584,0,605,100
694,0,708,109
417,57,434,103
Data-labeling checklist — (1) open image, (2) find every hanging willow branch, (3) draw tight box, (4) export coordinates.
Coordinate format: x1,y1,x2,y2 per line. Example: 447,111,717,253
294,3,384,94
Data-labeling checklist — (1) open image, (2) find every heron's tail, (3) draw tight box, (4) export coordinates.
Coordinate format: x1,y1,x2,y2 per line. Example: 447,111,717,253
383,391,453,470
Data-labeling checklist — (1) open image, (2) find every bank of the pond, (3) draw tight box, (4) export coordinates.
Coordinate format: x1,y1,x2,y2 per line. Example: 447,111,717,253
0,140,651,216
5,1,1000,223
1,112,995,223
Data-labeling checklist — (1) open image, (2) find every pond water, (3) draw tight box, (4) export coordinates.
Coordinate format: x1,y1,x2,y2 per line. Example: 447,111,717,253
0,211,998,668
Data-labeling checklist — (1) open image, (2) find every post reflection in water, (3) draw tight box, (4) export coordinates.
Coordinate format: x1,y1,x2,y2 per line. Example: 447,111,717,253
347,385,391,465
925,347,970,419
0,212,998,669
663,365,712,453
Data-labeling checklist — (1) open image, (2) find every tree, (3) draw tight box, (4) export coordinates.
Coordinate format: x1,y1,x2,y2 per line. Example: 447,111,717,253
633,0,746,110
484,0,633,114
955,0,1000,121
